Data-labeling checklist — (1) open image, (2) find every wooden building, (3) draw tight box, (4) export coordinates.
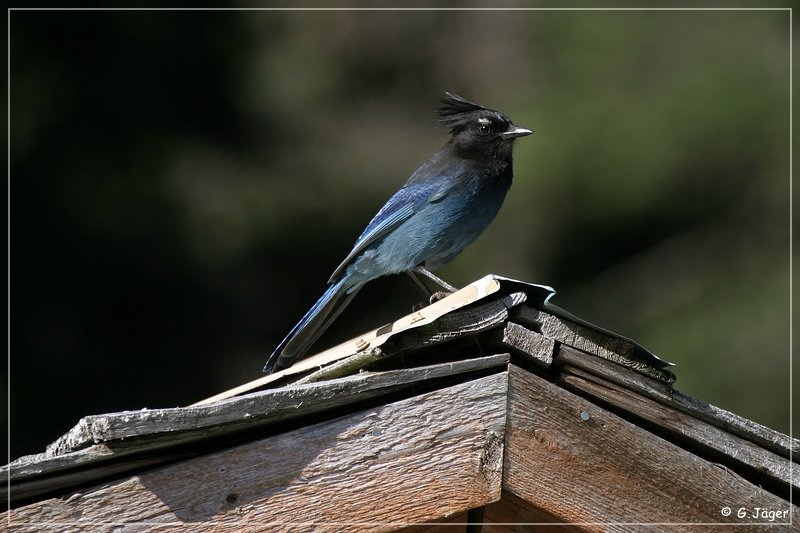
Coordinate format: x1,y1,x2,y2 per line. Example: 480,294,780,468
4,275,798,531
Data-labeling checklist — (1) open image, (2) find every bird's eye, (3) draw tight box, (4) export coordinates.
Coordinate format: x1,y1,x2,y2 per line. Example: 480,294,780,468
478,124,491,135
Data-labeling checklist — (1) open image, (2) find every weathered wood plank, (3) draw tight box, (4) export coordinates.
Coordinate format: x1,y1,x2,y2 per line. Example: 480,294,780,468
6,355,510,504
492,321,555,368
193,275,508,403
7,373,508,532
504,365,796,530
55,356,509,455
557,345,798,460
559,361,798,498
293,290,525,384
514,306,675,382
384,292,526,350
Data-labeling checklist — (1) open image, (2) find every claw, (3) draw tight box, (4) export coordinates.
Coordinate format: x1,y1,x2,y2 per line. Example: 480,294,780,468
429,291,451,304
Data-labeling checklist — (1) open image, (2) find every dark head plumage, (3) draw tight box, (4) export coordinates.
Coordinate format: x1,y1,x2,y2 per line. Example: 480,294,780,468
436,92,489,125
433,92,533,157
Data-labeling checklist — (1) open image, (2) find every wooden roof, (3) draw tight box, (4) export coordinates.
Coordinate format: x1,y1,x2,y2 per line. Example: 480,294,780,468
4,275,798,530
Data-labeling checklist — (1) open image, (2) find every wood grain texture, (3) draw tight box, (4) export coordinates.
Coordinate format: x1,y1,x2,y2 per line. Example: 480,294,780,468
514,306,674,383
504,365,796,531
294,288,525,384
493,321,555,368
6,355,510,504
558,345,798,460
559,361,798,498
51,356,509,456
7,373,508,532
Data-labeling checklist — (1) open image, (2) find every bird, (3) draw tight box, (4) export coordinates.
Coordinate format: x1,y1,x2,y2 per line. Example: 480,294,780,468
264,92,532,373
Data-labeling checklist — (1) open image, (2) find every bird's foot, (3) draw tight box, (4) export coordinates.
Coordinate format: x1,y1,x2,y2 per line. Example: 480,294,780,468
411,290,453,312
429,290,451,304
407,266,459,296
408,267,457,311
414,266,458,293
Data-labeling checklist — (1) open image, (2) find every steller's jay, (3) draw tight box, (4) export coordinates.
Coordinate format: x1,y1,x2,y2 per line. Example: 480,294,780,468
264,92,532,373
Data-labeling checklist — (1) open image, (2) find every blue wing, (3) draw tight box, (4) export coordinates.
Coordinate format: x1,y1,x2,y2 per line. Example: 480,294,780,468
328,176,452,283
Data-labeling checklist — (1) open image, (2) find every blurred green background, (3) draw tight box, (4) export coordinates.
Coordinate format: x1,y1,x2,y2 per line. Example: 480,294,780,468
9,8,793,459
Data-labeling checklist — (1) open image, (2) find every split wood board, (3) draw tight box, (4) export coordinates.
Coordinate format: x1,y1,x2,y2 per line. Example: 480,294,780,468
556,344,797,461
6,372,508,532
558,347,798,498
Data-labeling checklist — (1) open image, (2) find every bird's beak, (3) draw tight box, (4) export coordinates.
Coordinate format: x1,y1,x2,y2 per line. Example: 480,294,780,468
500,125,534,139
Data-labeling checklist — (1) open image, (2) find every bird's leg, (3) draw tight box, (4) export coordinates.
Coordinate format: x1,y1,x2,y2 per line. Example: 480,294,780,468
408,267,459,311
408,271,449,310
412,266,458,293
407,270,448,311
408,270,434,298
408,277,431,312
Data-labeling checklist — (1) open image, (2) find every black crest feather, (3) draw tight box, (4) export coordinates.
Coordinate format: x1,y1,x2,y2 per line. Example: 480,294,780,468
436,92,488,125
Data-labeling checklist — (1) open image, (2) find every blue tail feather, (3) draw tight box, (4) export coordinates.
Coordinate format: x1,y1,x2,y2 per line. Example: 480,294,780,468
264,278,360,373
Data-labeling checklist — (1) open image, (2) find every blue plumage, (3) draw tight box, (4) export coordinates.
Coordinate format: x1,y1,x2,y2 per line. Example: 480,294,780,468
264,93,532,372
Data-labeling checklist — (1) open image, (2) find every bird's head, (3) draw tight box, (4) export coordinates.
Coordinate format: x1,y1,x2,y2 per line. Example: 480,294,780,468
436,92,532,160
